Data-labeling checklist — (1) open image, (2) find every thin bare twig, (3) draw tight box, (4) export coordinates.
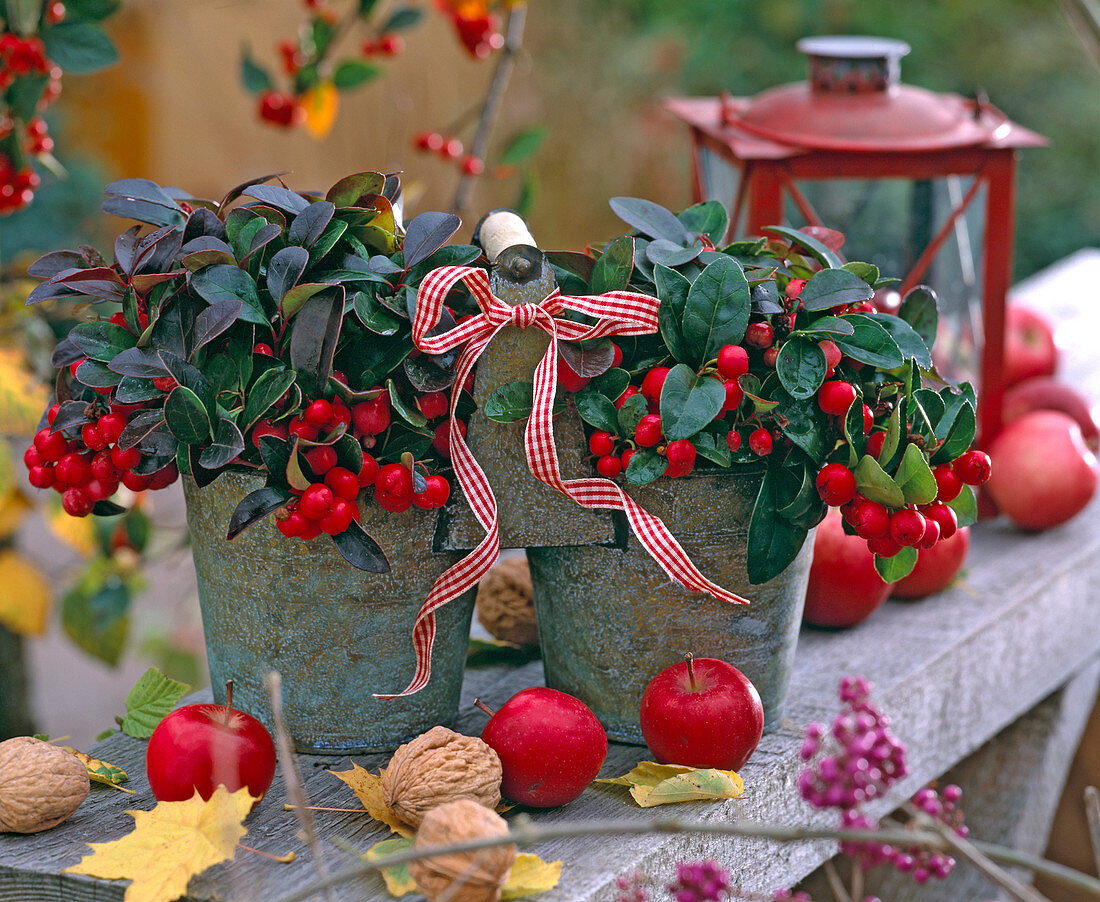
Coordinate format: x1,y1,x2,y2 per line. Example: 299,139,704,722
822,859,853,902
1086,786,1100,874
266,814,1100,902
909,804,1049,902
450,3,528,217
265,671,336,902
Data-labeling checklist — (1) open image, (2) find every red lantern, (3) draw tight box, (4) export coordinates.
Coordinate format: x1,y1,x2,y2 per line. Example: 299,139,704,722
664,36,1046,445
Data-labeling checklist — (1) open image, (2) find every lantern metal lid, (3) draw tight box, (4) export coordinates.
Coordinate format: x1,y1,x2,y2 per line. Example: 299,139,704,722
663,36,1049,450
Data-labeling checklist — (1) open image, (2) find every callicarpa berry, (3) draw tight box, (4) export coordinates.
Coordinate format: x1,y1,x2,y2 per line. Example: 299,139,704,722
667,860,729,902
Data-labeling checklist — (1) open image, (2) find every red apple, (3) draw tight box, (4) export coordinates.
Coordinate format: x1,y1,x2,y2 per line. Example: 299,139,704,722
146,687,276,806
891,526,971,599
986,410,1098,531
1003,303,1061,389
1002,376,1100,451
638,656,763,771
478,687,607,807
803,509,892,628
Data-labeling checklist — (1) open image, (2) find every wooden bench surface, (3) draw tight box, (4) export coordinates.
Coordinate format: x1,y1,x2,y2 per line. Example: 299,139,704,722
3,250,1100,901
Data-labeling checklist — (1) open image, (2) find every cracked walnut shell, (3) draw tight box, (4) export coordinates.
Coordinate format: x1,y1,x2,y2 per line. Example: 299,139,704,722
0,736,90,833
409,799,516,902
476,556,538,647
383,726,502,828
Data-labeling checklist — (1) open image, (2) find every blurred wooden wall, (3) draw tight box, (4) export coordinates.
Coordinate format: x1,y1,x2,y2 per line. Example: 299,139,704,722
58,0,694,250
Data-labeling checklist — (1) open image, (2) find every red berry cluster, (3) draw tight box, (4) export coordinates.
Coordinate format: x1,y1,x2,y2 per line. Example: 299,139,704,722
24,403,178,517
818,449,991,560
0,33,49,82
437,3,504,59
411,130,484,177
257,91,304,129
260,388,456,542
361,34,405,57
0,154,40,213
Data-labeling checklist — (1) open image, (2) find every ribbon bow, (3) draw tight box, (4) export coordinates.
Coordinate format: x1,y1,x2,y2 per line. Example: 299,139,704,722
376,265,748,699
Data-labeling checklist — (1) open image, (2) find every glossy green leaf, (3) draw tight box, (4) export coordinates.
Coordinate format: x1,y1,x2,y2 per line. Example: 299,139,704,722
191,265,267,325
387,379,427,427
69,321,136,362
654,263,690,364
240,368,294,433
747,466,810,584
592,367,630,403
290,290,342,387
795,315,854,337
841,261,880,285
879,402,903,466
281,283,330,319
834,315,904,369
198,417,245,470
659,364,725,441
333,59,379,89
677,200,728,243
163,386,211,444
761,226,843,269
894,442,938,505
590,235,635,295
288,201,336,248
484,381,534,423
326,171,385,207
949,484,978,528
609,197,688,244
775,336,827,400
799,268,874,312
267,246,309,302
227,485,291,539
875,546,918,582
617,393,648,436
899,286,939,349
681,255,750,367
332,522,390,572
778,396,826,461
854,454,906,508
866,312,932,368
625,448,666,485
240,46,273,93
931,399,976,465
574,390,620,435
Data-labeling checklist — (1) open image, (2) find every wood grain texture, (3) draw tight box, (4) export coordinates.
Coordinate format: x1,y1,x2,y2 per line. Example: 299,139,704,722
4,252,1100,900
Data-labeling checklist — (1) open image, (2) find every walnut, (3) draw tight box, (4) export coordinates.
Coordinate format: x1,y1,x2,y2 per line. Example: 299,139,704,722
476,556,538,647
383,726,502,828
0,736,90,833
409,799,516,902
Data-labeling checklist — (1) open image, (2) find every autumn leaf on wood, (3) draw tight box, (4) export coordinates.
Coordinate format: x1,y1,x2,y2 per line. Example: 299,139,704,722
62,747,134,793
595,761,745,807
64,786,255,902
0,549,51,635
330,762,413,838
365,836,562,899
501,854,563,899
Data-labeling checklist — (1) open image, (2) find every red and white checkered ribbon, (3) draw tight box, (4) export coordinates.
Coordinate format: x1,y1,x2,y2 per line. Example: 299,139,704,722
376,265,749,699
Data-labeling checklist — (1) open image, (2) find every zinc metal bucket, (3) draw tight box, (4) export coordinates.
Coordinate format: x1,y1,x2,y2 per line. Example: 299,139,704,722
526,469,813,744
183,472,475,753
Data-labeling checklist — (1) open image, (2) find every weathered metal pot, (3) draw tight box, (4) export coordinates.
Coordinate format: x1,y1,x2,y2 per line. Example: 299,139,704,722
526,467,813,744
183,471,475,754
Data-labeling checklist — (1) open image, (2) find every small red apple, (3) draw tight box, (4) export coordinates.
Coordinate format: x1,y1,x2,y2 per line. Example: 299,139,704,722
891,526,971,599
1003,376,1100,451
986,410,1098,531
803,509,892,628
146,682,276,807
1003,303,1061,389
478,687,607,807
638,656,763,771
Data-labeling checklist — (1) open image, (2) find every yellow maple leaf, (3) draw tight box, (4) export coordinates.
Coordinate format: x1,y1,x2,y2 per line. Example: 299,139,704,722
301,82,338,140
329,763,413,838
64,786,255,902
595,761,744,808
0,549,51,635
365,837,561,900
0,347,49,434
501,854,562,899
